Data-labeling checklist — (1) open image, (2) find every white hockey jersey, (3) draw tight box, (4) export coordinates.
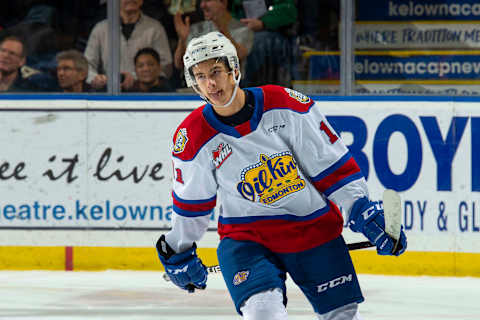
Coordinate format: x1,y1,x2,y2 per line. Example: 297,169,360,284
166,85,369,253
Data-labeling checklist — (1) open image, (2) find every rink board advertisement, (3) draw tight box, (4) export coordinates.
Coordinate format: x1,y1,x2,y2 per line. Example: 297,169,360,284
0,96,479,272
306,51,480,81
292,81,480,96
0,102,195,230
356,0,480,21
321,100,480,255
355,23,480,49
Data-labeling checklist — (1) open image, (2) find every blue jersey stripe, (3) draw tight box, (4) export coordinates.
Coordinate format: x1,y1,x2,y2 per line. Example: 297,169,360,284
172,191,216,204
323,172,364,196
310,153,352,182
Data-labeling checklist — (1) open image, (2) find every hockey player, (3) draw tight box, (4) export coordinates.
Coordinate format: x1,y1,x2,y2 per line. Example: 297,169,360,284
156,31,407,320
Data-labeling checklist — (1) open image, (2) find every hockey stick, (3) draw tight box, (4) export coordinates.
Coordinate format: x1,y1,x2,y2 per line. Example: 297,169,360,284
163,190,402,281
383,189,402,253
202,241,374,275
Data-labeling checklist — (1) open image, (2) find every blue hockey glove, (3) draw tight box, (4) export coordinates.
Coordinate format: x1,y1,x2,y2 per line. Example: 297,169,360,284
349,197,407,256
156,235,208,293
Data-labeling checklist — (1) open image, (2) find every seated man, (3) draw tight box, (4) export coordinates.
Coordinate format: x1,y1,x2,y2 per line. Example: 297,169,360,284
56,49,93,93
84,0,172,91
173,0,253,72
230,0,298,87
0,36,39,92
125,47,173,93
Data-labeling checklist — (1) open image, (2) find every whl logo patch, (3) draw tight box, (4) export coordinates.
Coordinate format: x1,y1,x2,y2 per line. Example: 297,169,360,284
212,143,232,168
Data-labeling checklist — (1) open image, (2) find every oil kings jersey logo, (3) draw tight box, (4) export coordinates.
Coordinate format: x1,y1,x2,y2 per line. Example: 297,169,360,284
284,88,311,104
212,143,232,168
237,152,306,205
173,128,188,154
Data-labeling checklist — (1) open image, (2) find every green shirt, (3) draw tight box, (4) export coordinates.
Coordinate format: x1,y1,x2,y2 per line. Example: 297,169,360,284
230,0,297,31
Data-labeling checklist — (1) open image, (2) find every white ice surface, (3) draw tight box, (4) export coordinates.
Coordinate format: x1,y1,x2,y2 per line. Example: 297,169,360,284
0,271,479,320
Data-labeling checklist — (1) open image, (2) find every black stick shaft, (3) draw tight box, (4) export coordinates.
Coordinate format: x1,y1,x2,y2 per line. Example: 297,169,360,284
205,241,374,273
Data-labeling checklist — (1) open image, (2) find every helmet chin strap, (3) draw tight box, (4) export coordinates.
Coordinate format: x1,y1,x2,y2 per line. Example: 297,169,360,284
194,70,242,108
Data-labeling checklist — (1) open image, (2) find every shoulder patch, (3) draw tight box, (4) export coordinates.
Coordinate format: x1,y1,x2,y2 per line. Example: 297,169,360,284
261,85,314,113
173,128,188,154
284,88,311,104
171,105,220,161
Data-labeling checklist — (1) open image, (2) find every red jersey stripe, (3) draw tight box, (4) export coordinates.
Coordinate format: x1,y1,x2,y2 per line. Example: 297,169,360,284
218,204,344,253
313,157,361,193
172,193,217,212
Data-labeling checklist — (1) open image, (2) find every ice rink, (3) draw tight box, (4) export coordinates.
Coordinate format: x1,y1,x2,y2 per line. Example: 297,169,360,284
0,271,479,320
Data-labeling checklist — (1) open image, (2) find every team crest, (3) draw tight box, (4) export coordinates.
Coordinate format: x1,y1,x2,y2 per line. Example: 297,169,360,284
173,128,188,154
212,143,232,168
233,270,250,286
237,152,306,205
284,88,311,104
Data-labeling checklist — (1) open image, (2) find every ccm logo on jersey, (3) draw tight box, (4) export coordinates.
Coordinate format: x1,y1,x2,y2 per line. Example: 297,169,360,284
284,88,311,104
317,274,353,293
212,143,232,168
267,124,286,133
233,270,250,286
173,128,188,154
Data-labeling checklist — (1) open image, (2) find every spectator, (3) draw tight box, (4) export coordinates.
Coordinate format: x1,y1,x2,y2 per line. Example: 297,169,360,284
230,0,298,87
56,49,93,93
296,0,339,51
173,0,253,71
142,0,177,41
0,36,38,92
0,3,58,61
125,47,173,92
56,0,107,53
84,0,173,91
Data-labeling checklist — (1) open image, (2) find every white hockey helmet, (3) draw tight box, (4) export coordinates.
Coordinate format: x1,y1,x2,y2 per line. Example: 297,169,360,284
183,31,241,88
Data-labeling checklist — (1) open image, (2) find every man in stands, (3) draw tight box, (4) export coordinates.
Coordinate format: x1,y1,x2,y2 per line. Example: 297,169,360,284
56,49,93,93
84,0,172,91
173,0,253,72
230,0,298,87
0,36,37,92
125,47,173,92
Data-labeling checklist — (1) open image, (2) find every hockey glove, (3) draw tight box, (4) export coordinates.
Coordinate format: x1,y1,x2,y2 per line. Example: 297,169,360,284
349,197,407,256
156,235,208,293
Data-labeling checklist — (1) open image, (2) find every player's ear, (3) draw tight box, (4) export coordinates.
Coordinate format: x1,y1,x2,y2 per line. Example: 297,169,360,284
229,69,239,85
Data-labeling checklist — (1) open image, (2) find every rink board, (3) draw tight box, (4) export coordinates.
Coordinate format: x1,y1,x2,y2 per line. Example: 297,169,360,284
0,95,479,276
0,245,479,277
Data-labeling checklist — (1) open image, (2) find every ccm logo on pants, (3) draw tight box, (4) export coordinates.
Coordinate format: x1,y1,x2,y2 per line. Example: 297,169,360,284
317,274,353,293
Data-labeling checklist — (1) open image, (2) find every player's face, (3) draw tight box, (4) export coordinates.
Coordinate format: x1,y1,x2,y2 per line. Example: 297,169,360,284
192,59,235,106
